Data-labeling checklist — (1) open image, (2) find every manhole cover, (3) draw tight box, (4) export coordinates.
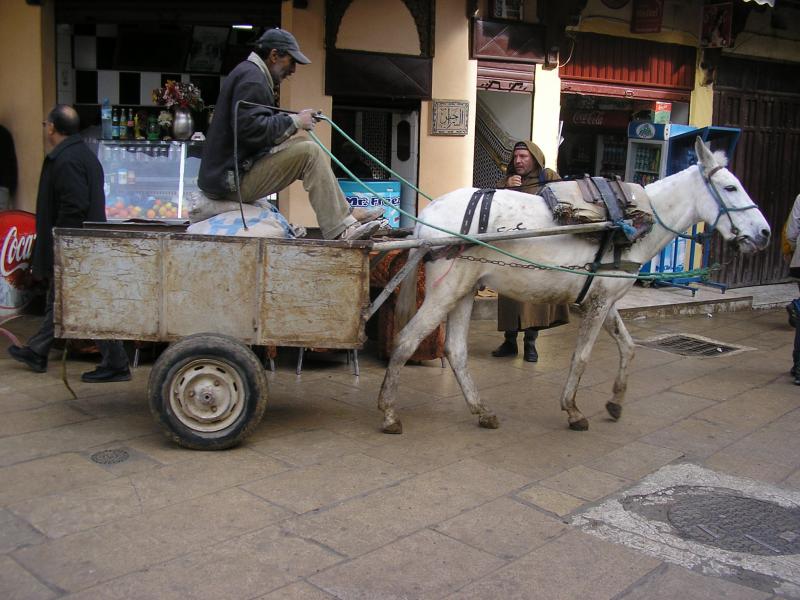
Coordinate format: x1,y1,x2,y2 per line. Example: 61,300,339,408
90,449,130,464
636,334,744,357
626,486,800,555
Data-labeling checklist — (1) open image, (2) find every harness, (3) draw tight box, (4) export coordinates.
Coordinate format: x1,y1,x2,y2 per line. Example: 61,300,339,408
651,164,761,245
572,177,643,304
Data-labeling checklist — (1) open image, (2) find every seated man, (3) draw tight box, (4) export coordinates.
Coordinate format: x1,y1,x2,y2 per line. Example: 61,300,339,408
196,28,382,240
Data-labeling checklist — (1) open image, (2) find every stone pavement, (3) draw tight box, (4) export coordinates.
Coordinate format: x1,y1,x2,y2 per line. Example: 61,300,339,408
2,302,800,599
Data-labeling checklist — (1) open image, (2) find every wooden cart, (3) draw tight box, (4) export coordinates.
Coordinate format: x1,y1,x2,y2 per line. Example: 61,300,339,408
54,227,372,450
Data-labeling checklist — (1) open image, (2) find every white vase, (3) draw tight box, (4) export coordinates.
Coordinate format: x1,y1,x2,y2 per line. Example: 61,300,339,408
172,107,194,140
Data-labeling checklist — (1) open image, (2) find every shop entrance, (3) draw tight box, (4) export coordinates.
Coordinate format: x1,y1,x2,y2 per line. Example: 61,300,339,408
331,103,421,227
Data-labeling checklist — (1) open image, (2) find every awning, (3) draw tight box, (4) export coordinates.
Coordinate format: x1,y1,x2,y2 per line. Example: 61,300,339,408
742,0,774,6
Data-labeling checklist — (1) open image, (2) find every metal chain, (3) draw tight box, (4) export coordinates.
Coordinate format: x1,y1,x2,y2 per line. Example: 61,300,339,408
457,254,592,272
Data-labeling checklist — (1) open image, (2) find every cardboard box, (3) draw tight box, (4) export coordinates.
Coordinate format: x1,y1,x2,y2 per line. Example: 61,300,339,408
654,101,672,124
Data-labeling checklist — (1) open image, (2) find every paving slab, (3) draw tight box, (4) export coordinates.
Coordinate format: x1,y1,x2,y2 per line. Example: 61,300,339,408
448,529,661,599
310,529,505,599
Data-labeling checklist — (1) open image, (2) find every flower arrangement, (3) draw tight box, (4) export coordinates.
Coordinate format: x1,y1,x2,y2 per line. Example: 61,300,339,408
152,80,204,111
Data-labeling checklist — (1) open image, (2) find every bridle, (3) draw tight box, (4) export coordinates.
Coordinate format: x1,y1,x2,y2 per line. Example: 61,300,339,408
650,163,760,244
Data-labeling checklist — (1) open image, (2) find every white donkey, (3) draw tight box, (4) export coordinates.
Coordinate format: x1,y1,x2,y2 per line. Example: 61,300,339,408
378,138,771,433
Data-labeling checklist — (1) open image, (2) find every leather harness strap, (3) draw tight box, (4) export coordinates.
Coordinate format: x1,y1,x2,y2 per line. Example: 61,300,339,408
590,177,624,224
460,188,496,235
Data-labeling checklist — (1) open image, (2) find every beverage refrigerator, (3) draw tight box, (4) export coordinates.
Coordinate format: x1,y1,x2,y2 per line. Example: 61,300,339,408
628,122,741,292
594,134,627,179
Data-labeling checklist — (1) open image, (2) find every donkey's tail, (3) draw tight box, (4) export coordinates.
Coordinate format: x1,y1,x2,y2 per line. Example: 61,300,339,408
394,247,426,332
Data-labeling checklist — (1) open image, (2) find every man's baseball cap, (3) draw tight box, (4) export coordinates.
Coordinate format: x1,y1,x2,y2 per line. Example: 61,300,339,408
255,28,311,65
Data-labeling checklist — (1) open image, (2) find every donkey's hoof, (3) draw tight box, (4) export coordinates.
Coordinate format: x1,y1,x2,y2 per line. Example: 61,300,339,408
606,402,622,421
382,421,403,434
479,414,500,429
568,418,589,431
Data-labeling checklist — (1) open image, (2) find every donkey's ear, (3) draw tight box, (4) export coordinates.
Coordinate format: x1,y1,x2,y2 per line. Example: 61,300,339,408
694,137,715,167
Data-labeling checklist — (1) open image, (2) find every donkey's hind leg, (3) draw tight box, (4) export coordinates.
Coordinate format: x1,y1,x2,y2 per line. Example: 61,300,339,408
445,293,499,429
561,294,614,431
377,287,469,434
602,305,634,421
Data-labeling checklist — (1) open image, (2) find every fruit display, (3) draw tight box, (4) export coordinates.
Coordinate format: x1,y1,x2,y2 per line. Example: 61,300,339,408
105,196,180,220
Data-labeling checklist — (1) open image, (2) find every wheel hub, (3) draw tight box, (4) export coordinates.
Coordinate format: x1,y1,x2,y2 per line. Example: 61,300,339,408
168,359,245,432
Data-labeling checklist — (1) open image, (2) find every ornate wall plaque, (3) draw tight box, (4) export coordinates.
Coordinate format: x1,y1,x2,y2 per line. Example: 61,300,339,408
430,99,469,136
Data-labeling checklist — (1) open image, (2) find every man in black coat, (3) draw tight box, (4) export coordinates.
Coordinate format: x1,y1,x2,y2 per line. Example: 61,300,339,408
8,105,130,382
195,28,383,240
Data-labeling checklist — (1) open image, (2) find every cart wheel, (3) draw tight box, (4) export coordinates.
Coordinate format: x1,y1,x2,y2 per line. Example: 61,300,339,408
148,333,267,450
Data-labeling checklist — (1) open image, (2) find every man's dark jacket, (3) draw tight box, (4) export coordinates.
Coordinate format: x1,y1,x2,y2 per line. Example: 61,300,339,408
32,134,106,278
199,59,296,196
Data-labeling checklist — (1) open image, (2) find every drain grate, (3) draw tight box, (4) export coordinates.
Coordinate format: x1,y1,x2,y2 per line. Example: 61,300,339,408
636,334,744,357
90,449,130,464
624,486,800,555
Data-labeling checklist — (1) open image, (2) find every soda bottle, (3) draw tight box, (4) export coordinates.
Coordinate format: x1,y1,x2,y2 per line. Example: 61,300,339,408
119,109,128,140
101,98,112,139
127,109,135,139
111,108,120,140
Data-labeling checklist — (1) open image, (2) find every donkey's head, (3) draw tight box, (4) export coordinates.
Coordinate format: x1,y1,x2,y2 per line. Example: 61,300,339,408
695,137,770,253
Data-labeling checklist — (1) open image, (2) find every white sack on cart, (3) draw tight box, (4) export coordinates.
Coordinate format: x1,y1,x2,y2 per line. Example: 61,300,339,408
186,203,300,238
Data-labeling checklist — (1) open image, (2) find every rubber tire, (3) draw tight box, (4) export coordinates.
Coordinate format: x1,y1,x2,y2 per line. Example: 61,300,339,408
147,333,267,450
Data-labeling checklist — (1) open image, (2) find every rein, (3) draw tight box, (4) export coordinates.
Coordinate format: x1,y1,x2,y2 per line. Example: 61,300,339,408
650,164,760,244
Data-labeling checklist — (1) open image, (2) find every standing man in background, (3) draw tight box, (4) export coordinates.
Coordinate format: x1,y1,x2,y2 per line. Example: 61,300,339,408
195,28,383,240
491,140,570,362
7,105,130,382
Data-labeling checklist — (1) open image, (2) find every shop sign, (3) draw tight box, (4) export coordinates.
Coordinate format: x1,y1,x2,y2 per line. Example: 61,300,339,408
0,210,37,316
430,99,469,136
631,0,664,33
564,110,631,130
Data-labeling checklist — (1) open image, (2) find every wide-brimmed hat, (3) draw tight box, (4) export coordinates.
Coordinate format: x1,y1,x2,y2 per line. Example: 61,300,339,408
255,28,311,64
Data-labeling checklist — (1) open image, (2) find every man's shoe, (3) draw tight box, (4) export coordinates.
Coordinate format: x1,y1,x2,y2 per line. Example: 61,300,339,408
81,365,132,383
8,345,47,373
491,340,518,357
523,341,539,362
788,302,799,328
523,329,539,362
351,206,384,223
338,220,381,241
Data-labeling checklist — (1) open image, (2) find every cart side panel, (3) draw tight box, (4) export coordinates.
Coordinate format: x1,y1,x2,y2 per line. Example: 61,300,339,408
55,234,161,339
163,237,259,342
260,243,369,348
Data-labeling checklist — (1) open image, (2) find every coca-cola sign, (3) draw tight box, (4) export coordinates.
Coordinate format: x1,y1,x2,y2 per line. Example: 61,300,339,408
0,210,37,315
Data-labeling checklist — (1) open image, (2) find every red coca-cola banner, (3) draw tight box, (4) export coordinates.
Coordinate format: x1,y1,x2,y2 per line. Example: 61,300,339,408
562,110,631,130
0,210,37,314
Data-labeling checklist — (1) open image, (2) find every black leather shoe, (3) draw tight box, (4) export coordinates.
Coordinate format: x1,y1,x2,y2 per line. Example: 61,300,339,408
8,345,47,373
491,340,518,357
523,341,539,362
81,365,132,383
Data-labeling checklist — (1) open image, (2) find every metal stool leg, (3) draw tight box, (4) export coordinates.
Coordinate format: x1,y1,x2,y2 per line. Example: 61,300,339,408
133,347,140,369
352,349,360,376
440,357,446,368
296,347,305,375
269,357,275,372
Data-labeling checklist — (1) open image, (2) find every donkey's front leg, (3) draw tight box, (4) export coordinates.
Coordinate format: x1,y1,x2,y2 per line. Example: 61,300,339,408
561,294,613,431
602,305,635,421
445,293,499,429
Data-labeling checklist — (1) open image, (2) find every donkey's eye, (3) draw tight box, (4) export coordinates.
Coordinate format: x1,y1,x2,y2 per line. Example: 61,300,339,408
724,185,737,192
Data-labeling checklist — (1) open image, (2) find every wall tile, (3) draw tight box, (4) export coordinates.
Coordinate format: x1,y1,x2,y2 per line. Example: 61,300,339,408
140,72,162,106
74,36,96,70
97,71,119,105
75,70,98,104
